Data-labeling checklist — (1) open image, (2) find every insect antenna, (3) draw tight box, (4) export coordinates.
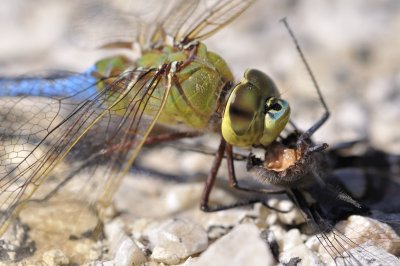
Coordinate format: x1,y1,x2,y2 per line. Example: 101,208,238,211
280,18,330,143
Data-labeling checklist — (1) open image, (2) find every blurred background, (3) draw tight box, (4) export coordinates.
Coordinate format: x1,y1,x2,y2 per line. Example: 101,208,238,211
0,0,399,264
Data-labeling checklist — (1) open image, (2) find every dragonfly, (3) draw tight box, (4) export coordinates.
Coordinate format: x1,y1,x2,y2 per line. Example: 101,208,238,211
207,20,400,265
0,0,261,230
0,0,398,265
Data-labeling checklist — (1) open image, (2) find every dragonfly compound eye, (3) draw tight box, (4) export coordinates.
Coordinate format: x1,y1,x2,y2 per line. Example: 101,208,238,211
222,69,290,147
259,97,290,146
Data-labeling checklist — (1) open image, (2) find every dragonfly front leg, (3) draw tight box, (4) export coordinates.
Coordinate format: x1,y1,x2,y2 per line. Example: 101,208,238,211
201,140,286,212
227,145,286,196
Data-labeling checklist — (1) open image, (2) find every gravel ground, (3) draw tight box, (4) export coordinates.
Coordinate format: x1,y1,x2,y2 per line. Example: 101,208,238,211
0,0,399,265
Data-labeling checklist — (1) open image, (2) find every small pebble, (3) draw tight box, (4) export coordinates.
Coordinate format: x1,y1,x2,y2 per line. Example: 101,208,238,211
147,218,208,264
191,223,275,266
104,219,147,266
280,243,321,266
333,215,400,254
114,237,147,266
281,229,303,252
195,206,254,233
42,249,69,266
276,200,306,225
307,215,400,264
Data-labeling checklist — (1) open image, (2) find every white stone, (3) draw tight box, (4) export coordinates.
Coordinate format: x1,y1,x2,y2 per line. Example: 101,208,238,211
307,215,400,265
276,200,306,225
105,219,147,266
281,229,303,252
129,218,155,240
280,243,321,266
104,219,127,254
193,206,255,234
147,219,208,264
115,237,147,266
268,224,287,251
94,261,114,266
42,249,69,266
191,223,275,266
180,256,198,265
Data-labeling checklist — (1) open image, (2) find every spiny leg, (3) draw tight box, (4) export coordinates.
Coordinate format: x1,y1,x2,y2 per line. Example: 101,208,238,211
226,144,286,195
201,140,288,212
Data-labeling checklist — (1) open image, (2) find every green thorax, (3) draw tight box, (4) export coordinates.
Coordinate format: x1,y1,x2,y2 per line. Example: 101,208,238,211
94,43,233,129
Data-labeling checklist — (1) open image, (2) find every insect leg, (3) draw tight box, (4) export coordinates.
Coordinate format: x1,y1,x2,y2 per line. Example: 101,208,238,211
281,18,330,143
144,131,201,145
200,138,226,211
227,146,286,195
201,143,287,212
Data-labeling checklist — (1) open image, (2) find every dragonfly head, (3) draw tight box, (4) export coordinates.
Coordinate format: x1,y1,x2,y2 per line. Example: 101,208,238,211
221,69,290,147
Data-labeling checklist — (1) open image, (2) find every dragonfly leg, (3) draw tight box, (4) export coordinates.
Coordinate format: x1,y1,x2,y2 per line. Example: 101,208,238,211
227,145,286,195
200,138,226,211
200,139,262,212
144,131,201,145
201,141,287,212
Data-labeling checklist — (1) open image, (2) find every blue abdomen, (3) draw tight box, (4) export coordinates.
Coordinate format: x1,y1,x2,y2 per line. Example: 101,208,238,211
0,66,99,100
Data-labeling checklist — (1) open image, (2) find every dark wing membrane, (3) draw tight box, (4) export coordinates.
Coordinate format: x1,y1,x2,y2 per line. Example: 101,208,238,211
0,67,171,234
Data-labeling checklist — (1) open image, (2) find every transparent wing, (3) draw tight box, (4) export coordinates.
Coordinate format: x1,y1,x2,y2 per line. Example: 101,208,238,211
70,0,147,48
0,0,254,238
71,0,256,48
302,161,400,265
311,214,400,265
0,67,171,234
168,0,256,43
